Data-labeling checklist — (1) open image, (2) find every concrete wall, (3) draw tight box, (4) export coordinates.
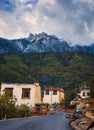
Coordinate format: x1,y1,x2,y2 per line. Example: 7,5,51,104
43,90,64,104
59,92,64,101
1,83,41,107
34,83,41,104
80,89,90,99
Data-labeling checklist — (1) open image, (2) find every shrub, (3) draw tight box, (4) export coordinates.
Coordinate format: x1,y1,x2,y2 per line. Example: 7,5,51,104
0,94,17,119
0,94,32,119
16,104,32,118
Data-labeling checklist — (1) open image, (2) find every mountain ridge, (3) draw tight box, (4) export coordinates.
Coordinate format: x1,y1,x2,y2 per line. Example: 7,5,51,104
0,32,94,54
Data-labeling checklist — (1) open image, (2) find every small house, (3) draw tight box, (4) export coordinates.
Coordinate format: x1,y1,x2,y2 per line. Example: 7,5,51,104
1,82,41,107
43,88,64,105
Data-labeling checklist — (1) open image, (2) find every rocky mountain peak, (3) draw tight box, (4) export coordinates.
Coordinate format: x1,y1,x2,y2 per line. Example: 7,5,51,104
0,32,94,54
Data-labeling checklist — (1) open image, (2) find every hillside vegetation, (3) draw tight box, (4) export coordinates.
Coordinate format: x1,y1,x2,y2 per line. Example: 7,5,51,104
0,52,94,90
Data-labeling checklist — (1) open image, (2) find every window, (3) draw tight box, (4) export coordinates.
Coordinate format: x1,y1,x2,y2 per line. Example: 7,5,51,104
82,92,85,96
45,91,49,95
87,92,90,96
5,88,13,98
53,91,57,95
22,88,30,99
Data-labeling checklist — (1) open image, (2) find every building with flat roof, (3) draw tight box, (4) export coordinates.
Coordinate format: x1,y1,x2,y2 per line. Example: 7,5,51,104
1,82,41,107
43,88,64,105
78,86,90,99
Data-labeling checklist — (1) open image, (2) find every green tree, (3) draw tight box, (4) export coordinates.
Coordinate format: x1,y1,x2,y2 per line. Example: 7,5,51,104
16,104,31,118
0,94,32,119
0,94,17,119
62,89,78,110
90,77,94,98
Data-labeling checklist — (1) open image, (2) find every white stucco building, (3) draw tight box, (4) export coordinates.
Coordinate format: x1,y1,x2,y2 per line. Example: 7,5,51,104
70,85,90,106
70,84,90,112
1,83,41,107
78,86,90,99
43,88,64,104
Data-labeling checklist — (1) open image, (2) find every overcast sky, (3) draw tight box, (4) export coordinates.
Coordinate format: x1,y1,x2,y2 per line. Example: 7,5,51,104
0,0,94,45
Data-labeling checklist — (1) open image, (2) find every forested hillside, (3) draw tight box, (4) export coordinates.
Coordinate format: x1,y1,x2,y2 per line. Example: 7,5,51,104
0,52,94,90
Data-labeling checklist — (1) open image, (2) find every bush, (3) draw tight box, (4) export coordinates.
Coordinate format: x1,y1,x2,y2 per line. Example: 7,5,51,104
16,104,32,118
0,94,32,119
0,94,17,119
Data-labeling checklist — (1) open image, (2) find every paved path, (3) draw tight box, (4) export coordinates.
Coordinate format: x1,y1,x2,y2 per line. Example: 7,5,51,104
0,112,73,130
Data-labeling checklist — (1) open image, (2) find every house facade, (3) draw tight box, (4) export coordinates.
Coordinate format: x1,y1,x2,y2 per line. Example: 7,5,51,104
70,85,90,112
1,83,41,107
78,86,90,99
43,88,64,104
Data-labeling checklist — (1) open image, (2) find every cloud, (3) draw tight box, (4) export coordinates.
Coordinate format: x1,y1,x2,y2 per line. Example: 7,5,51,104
55,0,94,44
0,0,94,45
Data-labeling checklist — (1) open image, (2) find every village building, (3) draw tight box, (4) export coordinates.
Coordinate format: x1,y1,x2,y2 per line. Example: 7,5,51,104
43,88,64,105
78,86,90,99
70,84,90,112
0,82,41,107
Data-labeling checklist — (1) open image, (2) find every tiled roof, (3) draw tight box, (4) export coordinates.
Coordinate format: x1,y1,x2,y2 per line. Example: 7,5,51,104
44,88,64,92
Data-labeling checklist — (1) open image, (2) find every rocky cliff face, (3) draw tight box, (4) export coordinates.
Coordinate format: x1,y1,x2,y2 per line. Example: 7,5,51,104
0,32,94,54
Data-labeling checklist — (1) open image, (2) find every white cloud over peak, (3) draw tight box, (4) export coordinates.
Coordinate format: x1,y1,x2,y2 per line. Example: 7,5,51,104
0,0,94,45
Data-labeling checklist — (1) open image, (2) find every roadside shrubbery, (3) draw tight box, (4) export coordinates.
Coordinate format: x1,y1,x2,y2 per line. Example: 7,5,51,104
16,104,32,118
0,94,32,120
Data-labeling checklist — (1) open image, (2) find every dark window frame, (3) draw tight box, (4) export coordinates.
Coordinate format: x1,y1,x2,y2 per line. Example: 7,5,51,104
87,92,90,96
22,88,30,99
82,92,85,96
53,91,57,95
45,90,49,95
5,88,13,98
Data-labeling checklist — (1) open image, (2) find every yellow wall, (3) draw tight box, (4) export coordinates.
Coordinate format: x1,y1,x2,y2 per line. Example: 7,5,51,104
35,83,41,103
59,91,64,102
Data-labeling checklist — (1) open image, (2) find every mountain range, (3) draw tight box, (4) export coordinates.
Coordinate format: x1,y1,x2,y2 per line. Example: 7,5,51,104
0,32,94,54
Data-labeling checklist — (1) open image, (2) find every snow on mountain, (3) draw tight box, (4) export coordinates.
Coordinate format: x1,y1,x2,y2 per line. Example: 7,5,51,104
0,32,94,54
15,41,24,50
